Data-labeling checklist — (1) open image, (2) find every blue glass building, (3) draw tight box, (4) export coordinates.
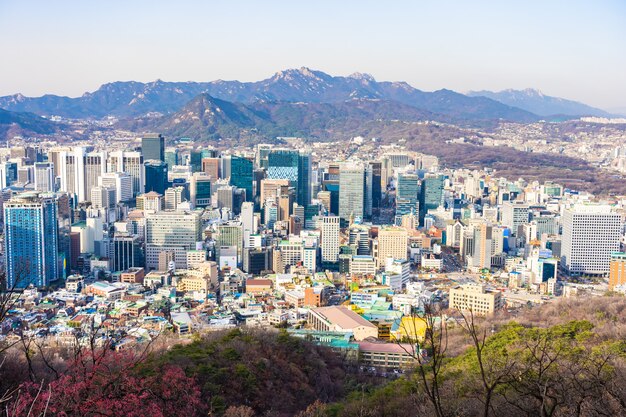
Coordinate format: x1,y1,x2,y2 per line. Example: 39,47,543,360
230,155,254,202
4,193,59,288
267,149,311,206
396,173,420,218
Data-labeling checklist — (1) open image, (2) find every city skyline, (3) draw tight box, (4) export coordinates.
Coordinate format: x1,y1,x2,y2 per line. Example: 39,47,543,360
1,1,625,111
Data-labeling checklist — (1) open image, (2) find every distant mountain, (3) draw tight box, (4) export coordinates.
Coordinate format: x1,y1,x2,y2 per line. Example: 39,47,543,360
0,108,61,140
467,88,611,117
0,68,539,123
122,93,445,141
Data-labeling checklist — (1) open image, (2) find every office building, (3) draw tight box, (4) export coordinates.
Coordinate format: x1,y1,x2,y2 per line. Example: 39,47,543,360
144,160,168,194
230,155,253,202
320,216,340,263
4,193,59,288
338,163,372,222
164,186,185,211
377,227,408,267
396,173,419,218
190,173,212,208
609,253,626,290
99,172,133,203
449,284,503,315
267,149,311,206
419,175,444,223
501,202,530,236
34,162,55,192
561,205,621,275
145,210,202,270
141,134,165,162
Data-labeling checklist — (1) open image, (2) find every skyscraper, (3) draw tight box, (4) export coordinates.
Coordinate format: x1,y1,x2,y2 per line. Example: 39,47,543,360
4,193,59,288
190,173,212,208
99,172,133,203
141,134,165,162
501,201,530,236
320,216,340,263
396,173,420,218
338,163,372,222
145,210,202,270
108,151,144,197
230,155,253,202
267,149,311,206
144,160,168,194
34,162,55,192
561,204,621,275
84,150,107,202
419,175,444,223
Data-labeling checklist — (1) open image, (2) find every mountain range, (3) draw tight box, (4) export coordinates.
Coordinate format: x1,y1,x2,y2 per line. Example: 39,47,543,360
0,68,539,123
0,108,61,139
467,88,612,117
0,68,617,143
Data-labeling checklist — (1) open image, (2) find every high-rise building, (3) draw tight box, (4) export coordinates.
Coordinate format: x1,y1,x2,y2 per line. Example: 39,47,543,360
145,210,202,270
561,205,621,275
190,173,212,208
189,150,203,172
267,149,311,206
501,201,530,236
255,144,273,169
216,185,235,212
164,186,185,211
90,186,116,209
144,160,168,194
34,162,55,192
320,216,340,263
230,155,253,202
241,202,255,247
609,252,626,290
109,234,144,273
377,227,408,267
59,147,87,201
215,222,244,265
141,134,165,162
338,163,372,222
396,173,419,218
84,151,107,201
419,175,444,223
99,172,133,203
369,161,382,212
108,151,144,197
164,147,178,170
4,193,59,288
202,157,221,179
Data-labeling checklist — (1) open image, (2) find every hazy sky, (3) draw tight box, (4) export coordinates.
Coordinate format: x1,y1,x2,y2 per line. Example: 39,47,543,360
1,0,625,110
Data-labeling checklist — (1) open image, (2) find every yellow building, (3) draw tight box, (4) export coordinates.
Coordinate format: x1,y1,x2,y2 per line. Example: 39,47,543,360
391,316,428,342
609,252,626,290
377,227,408,267
449,283,503,315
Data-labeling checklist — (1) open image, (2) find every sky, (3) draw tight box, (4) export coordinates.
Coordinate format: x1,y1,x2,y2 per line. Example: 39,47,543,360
1,0,625,111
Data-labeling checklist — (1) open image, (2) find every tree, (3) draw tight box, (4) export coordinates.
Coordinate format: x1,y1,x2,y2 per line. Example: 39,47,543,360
395,302,448,417
8,350,205,417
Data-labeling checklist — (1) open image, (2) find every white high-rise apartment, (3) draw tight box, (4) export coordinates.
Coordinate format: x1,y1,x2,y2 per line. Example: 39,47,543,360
320,216,340,263
561,204,621,275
